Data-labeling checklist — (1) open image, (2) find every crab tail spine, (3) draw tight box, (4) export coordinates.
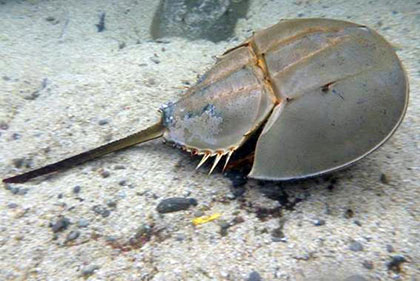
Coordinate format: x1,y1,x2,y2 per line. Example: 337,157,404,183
3,121,165,184
209,153,223,175
196,153,210,170
222,150,234,172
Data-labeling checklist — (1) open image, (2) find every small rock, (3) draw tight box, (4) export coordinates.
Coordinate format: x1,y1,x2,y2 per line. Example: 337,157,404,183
0,121,9,130
95,12,105,32
106,200,117,208
380,173,390,184
101,209,111,218
150,57,160,64
77,219,89,228
344,209,354,219
194,210,204,217
8,186,29,195
349,241,364,252
247,271,262,281
12,133,21,140
118,180,127,186
387,255,407,273
175,233,186,241
151,0,249,42
128,224,152,248
313,219,326,226
362,260,374,270
45,16,55,22
66,230,80,241
12,158,24,168
386,244,395,253
344,275,368,281
73,185,81,194
219,220,231,237
271,227,286,242
354,220,362,226
118,42,126,50
51,217,70,233
156,197,198,214
100,170,110,178
98,119,108,125
92,205,111,217
233,216,244,224
7,203,18,209
81,265,100,277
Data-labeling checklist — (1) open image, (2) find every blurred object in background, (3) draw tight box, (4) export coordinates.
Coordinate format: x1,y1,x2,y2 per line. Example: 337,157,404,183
151,0,250,42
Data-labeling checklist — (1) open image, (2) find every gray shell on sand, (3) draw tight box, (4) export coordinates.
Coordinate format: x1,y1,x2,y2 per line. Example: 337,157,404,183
163,18,409,180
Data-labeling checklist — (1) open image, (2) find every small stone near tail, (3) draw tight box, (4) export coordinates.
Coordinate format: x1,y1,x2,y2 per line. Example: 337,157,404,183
156,197,197,214
81,265,100,277
50,216,70,233
349,241,364,252
247,271,262,281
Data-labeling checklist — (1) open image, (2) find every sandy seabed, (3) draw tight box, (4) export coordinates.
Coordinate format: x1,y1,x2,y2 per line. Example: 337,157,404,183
0,0,419,280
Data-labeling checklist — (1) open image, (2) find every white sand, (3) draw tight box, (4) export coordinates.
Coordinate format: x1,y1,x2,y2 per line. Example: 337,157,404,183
0,0,418,280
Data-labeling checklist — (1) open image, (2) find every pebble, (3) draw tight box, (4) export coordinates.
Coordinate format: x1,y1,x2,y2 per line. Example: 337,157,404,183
0,121,9,129
271,227,286,242
9,186,29,195
100,170,110,178
92,205,111,217
81,265,100,277
354,220,362,226
98,119,108,125
51,217,70,233
362,260,374,270
73,185,81,194
175,233,186,241
313,219,326,226
150,57,160,64
380,173,391,184
12,158,24,168
156,197,198,214
106,200,117,208
387,255,406,273
344,275,368,281
247,271,262,281
344,209,354,219
349,241,364,251
386,244,395,253
77,219,89,228
118,180,127,186
219,220,231,237
194,210,204,217
66,230,80,241
12,133,21,140
7,203,18,209
101,209,111,218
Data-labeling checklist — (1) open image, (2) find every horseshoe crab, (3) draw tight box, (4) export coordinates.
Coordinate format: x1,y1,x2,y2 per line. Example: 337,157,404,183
3,18,408,183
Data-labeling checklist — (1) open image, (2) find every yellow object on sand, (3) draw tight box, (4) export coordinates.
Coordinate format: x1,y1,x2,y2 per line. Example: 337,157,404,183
192,213,221,226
